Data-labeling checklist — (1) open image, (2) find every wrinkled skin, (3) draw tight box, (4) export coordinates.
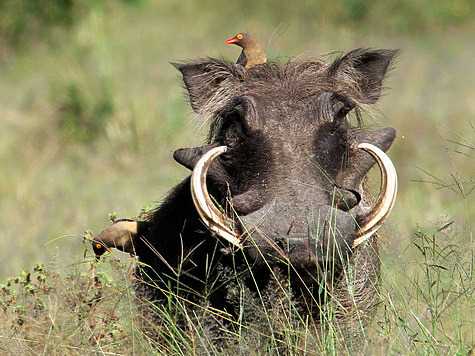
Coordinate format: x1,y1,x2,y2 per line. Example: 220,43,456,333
94,48,398,345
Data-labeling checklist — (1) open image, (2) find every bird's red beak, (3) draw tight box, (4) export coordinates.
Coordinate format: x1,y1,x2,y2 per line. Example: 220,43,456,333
225,35,238,45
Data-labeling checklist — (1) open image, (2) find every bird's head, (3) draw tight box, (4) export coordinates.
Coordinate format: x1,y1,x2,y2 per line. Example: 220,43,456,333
91,219,138,259
225,32,250,47
92,241,110,258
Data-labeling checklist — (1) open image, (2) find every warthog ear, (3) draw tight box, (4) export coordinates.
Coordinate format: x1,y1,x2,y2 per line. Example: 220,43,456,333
174,144,217,170
172,59,242,115
337,127,396,192
174,143,231,189
328,48,398,104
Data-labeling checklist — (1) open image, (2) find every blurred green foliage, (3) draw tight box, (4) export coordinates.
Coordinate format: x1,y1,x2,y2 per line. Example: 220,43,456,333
0,0,473,52
194,0,474,33
0,0,145,49
321,0,474,31
0,0,81,47
55,81,114,143
0,0,473,353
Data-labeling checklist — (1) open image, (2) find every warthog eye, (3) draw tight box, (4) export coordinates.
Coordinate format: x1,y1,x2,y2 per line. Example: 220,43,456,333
217,106,248,148
223,120,245,147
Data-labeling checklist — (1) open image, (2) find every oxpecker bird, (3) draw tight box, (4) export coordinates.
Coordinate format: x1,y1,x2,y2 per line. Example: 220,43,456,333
225,32,267,69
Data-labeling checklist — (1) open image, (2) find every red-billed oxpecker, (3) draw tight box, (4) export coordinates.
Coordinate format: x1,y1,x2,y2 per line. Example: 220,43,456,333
92,219,138,259
225,32,267,69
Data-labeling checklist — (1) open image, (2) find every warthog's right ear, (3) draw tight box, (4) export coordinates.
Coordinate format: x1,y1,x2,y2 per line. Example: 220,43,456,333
172,59,242,115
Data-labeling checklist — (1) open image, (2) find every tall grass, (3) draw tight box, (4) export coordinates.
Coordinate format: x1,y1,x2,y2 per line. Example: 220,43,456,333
1,221,472,354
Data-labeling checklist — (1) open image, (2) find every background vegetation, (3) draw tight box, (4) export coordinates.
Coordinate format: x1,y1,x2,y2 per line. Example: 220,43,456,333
0,0,474,354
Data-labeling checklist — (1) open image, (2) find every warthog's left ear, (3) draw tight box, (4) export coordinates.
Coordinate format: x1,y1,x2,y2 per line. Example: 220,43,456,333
172,59,242,115
328,48,399,104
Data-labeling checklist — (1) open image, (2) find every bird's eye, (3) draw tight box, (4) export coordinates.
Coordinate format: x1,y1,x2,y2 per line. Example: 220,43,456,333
236,33,243,40
95,243,103,249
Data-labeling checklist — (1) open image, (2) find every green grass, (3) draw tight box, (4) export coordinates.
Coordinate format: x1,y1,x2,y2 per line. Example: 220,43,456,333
0,1,474,354
1,226,472,354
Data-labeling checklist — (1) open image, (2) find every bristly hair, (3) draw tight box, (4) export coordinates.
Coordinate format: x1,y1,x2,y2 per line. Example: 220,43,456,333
179,50,397,137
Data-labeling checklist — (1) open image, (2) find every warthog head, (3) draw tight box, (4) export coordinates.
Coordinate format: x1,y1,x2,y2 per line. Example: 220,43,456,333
173,49,398,276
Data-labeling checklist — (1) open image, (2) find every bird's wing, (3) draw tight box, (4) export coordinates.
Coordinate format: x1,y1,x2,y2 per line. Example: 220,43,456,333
236,50,247,66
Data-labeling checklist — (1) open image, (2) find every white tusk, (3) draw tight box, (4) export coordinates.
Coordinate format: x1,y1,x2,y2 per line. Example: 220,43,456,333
190,146,242,248
353,143,397,248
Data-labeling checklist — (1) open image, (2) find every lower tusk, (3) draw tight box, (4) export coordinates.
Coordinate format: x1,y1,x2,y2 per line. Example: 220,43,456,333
353,143,397,248
190,146,242,248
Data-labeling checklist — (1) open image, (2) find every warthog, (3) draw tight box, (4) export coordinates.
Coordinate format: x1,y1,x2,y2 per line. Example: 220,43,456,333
93,48,398,346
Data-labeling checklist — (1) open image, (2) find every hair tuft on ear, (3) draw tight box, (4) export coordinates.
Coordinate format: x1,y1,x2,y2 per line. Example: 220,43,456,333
172,58,242,116
328,48,399,104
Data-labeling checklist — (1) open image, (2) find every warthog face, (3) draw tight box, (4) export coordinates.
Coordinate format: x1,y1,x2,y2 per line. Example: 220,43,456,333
173,49,398,273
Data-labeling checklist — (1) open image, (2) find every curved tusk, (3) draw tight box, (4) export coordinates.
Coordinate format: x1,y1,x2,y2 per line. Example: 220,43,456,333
353,143,397,248
190,146,242,248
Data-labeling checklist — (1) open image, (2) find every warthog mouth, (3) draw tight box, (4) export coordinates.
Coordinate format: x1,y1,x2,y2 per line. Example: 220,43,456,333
190,144,397,250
